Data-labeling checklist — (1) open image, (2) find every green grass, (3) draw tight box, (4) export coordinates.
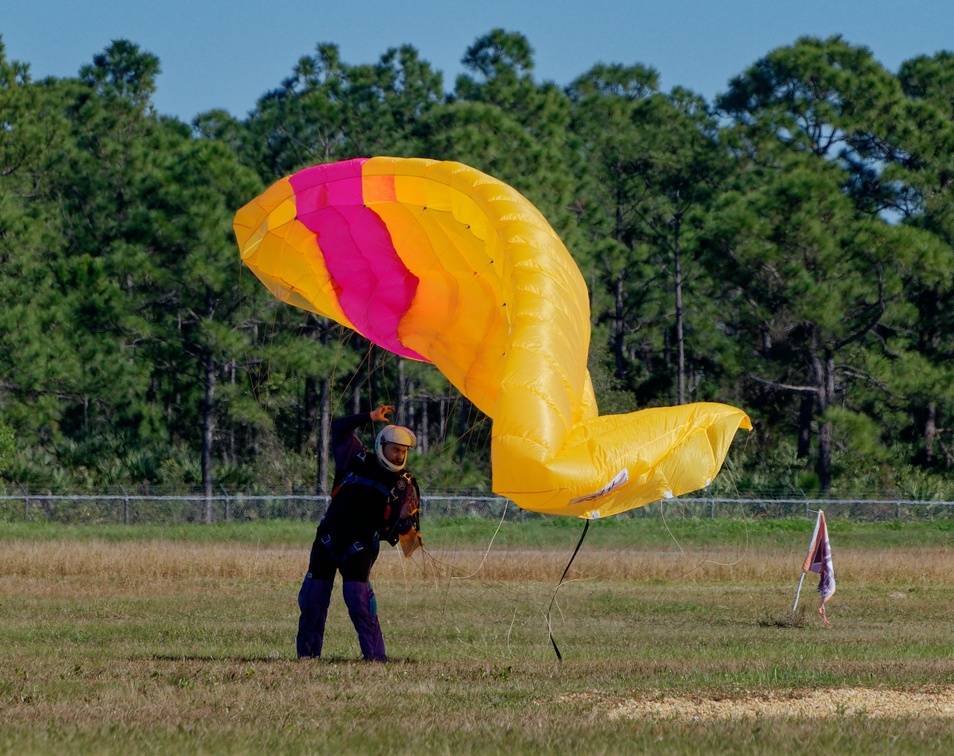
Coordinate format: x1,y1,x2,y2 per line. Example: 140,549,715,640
1,518,953,753
2,512,952,547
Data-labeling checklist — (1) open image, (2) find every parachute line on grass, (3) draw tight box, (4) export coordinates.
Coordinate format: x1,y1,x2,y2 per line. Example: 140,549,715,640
446,499,510,581
546,519,591,661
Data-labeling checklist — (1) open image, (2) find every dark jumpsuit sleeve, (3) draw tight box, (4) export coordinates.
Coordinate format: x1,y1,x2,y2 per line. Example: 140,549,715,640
331,412,373,472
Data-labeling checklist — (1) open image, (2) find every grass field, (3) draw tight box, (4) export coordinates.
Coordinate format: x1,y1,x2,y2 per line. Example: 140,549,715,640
2,515,953,754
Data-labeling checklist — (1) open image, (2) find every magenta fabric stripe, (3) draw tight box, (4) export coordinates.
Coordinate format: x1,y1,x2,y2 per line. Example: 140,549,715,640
290,160,424,361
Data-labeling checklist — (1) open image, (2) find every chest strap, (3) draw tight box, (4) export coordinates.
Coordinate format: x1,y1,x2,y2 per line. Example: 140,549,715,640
339,471,394,499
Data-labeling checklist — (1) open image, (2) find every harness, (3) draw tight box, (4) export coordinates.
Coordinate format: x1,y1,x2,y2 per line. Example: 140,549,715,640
320,532,367,559
337,471,393,500
322,457,415,562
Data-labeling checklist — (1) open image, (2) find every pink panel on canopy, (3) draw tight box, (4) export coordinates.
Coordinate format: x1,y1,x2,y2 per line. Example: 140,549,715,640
290,160,425,361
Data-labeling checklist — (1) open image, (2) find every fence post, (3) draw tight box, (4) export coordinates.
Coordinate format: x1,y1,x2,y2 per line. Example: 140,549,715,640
220,485,231,523
120,484,130,525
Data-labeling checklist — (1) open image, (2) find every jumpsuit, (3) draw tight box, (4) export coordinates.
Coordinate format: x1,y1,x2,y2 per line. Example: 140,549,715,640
296,412,420,661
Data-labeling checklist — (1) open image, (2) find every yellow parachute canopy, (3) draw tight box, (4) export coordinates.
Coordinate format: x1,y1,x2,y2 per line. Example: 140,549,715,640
235,157,751,518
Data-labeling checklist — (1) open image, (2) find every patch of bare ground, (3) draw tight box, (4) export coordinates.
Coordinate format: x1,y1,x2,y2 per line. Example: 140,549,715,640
562,687,954,720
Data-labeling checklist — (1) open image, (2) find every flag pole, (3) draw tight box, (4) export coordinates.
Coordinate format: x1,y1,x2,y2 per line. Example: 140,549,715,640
791,571,807,615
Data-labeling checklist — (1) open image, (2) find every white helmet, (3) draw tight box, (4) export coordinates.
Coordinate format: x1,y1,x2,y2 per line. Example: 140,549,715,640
374,425,417,472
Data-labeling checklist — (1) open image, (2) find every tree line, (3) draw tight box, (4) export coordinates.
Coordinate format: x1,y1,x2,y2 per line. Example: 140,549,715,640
2,30,953,501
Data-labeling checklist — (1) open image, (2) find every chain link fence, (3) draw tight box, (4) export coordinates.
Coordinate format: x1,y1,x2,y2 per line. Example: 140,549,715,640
2,490,954,525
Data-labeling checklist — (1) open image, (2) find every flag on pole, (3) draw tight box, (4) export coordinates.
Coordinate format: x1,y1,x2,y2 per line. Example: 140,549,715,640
801,510,836,625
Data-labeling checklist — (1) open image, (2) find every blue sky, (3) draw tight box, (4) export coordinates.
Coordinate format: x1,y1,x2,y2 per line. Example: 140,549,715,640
3,1,952,122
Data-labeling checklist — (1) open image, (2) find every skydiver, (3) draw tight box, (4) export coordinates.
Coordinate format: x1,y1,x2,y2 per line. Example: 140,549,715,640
296,404,422,662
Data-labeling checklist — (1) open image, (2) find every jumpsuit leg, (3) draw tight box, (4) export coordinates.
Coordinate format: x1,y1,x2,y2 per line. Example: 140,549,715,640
297,571,334,658
342,581,387,661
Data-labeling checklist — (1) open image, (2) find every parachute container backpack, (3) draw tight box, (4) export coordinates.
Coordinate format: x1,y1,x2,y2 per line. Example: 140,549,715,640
235,157,751,519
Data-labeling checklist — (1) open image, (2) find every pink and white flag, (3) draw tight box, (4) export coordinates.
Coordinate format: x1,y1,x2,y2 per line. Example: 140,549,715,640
802,510,836,625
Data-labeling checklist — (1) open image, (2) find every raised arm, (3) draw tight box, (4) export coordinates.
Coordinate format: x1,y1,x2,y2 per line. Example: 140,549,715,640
330,405,394,470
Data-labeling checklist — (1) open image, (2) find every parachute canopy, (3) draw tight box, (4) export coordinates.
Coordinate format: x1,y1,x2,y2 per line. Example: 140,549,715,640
235,157,751,518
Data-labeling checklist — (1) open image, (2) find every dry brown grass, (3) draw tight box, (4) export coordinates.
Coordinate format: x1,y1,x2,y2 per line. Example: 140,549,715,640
0,540,302,581
3,537,950,585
